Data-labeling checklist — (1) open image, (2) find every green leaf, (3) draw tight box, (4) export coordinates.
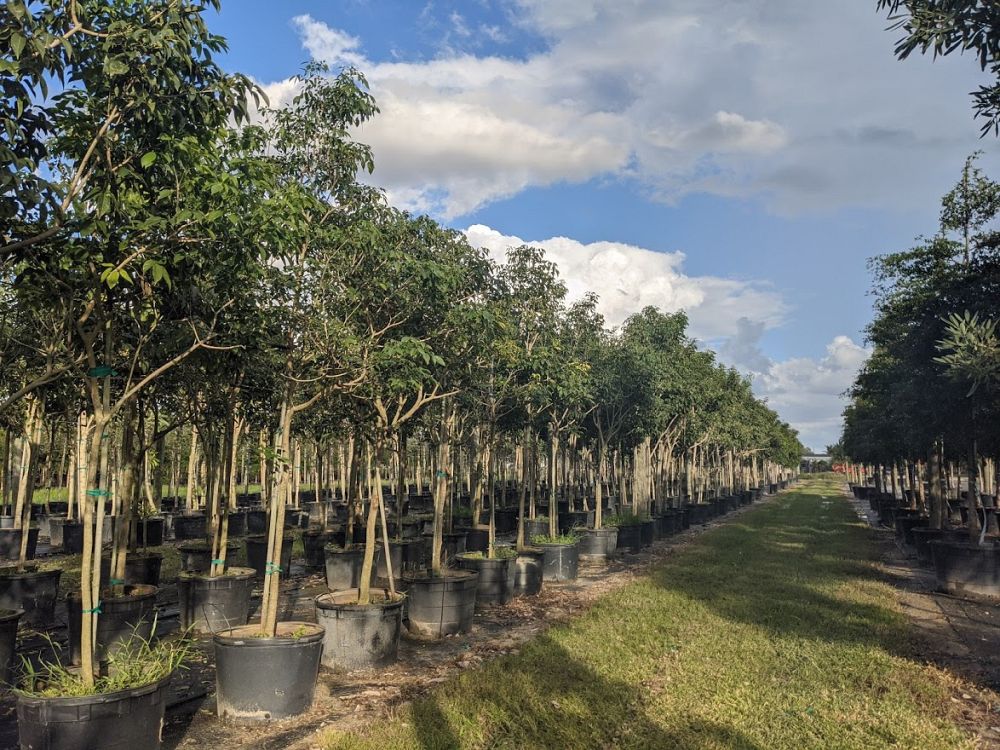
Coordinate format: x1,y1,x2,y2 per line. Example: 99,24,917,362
140,152,157,168
10,33,26,60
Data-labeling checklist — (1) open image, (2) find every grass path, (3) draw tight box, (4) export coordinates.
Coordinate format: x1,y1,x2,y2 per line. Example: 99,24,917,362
322,476,973,750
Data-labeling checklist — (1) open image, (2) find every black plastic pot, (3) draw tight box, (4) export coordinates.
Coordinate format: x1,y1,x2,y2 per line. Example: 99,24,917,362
285,509,310,530
931,540,1000,597
455,553,514,607
324,545,379,591
214,621,324,723
179,541,239,574
173,513,207,541
0,527,38,562
461,526,489,553
246,534,293,578
640,520,655,547
513,548,544,596
377,539,420,580
17,672,173,750
402,570,478,637
658,512,678,536
539,541,579,582
0,566,60,629
246,510,267,535
894,513,927,548
315,589,405,670
616,523,642,552
67,584,158,666
303,530,334,569
576,528,618,561
225,511,248,538
100,552,163,587
0,608,22,685
178,567,255,634
494,508,518,534
129,517,164,548
912,528,962,567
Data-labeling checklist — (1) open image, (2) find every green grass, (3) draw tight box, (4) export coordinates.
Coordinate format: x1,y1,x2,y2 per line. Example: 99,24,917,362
322,475,973,750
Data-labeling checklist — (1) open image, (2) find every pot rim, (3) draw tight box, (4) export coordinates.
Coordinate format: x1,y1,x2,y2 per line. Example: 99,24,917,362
0,564,60,580
67,583,157,602
15,671,173,707
179,566,256,582
178,540,238,551
213,620,324,646
0,608,24,623
315,588,406,611
535,540,580,549
401,568,478,584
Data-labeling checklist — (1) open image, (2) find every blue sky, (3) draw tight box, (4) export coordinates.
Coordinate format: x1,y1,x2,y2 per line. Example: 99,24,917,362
209,0,996,451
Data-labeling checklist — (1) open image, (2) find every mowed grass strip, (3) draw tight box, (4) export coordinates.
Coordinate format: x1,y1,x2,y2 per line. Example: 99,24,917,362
323,476,972,750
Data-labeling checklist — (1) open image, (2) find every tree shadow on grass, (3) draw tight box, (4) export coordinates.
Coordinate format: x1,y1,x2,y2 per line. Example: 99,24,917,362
404,636,764,750
649,499,909,652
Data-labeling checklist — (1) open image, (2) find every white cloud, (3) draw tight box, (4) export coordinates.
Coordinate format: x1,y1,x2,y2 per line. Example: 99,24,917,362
277,4,992,218
290,15,364,67
719,321,871,450
463,223,786,338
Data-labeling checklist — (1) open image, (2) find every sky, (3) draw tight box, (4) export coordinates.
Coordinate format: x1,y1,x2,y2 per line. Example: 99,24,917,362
209,0,998,453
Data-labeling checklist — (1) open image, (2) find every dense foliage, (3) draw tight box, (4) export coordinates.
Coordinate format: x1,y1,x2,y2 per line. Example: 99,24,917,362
0,0,802,686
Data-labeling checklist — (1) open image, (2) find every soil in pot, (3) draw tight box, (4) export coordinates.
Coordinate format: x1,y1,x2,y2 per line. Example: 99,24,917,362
455,552,515,607
179,541,239,574
178,567,256,634
214,621,324,723
100,552,163,587
245,535,293,578
0,565,60,629
324,544,379,591
315,588,405,670
16,672,173,750
0,528,39,562
402,569,478,638
67,584,157,667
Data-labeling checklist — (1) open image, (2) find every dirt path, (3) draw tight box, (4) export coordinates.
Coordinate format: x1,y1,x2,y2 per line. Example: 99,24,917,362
848,486,1000,748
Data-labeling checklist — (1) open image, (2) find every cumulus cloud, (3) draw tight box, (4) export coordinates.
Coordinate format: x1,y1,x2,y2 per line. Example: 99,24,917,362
273,3,991,218
464,224,786,337
717,319,870,450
